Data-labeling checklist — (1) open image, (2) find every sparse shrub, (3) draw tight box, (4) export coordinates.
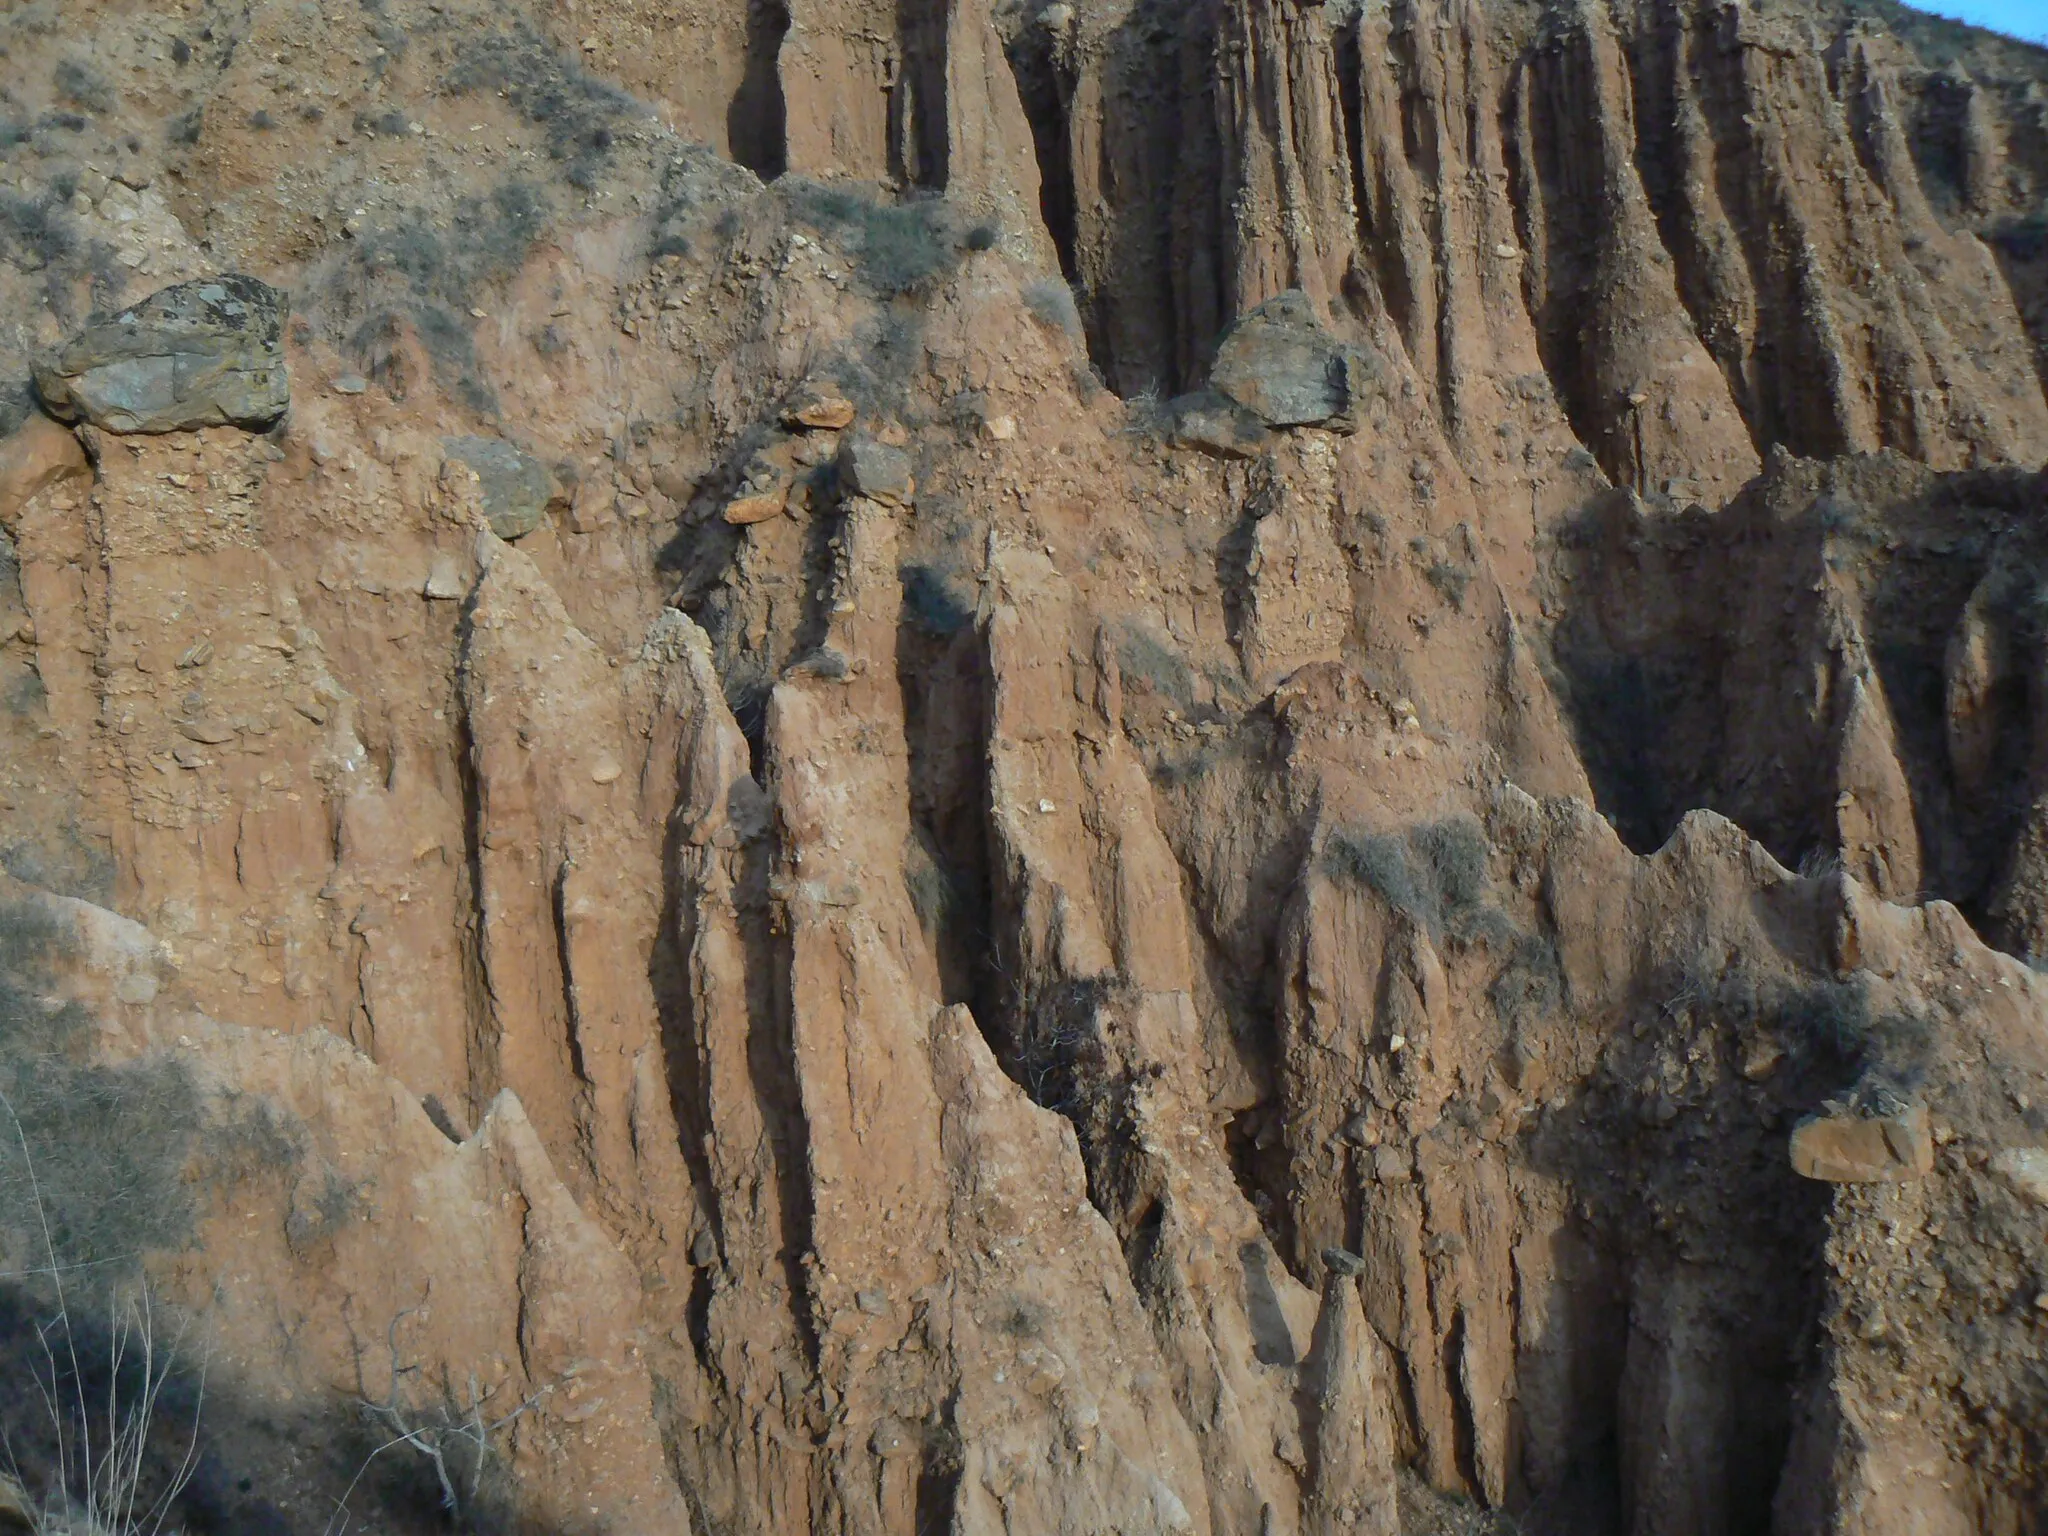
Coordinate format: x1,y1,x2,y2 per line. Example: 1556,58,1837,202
0,191,74,272
1413,817,1488,914
1,379,37,438
1424,559,1472,610
780,314,934,421
645,146,756,258
854,313,928,403
52,59,112,115
787,182,864,225
964,222,1000,252
341,1310,544,1525
0,896,59,978
0,901,200,1279
364,9,408,66
1152,741,1226,789
1489,932,1563,1029
1796,845,1844,880
1700,969,1931,1088
1867,1008,1936,1093
417,315,494,412
443,20,639,184
1119,385,1172,440
1013,978,1114,1120
944,389,991,433
0,1058,199,1274
0,1283,205,1536
1814,495,1860,534
1781,978,1871,1060
467,178,547,265
904,833,961,935
1322,829,1418,915
995,1296,1048,1337
1409,535,1473,611
826,197,944,293
285,1171,363,1257
247,109,274,131
1023,277,1082,337
329,177,551,411
0,902,305,1534
784,180,972,297
206,1089,304,1180
1114,623,1195,710
358,303,486,410
1323,815,1498,942
0,820,116,905
354,179,548,299
901,563,975,638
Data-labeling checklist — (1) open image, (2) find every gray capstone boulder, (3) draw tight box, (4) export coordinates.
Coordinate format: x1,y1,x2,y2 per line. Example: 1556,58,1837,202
1169,390,1273,458
444,436,557,540
34,275,290,434
1209,289,1361,428
837,435,915,506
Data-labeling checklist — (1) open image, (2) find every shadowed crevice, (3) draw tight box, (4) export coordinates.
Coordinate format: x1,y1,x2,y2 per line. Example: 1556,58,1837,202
729,0,789,179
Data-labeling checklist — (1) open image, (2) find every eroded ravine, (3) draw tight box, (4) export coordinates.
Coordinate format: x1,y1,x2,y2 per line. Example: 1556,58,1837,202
0,0,2044,1533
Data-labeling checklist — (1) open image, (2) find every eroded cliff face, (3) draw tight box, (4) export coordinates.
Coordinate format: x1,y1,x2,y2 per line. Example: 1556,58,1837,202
0,0,2045,1533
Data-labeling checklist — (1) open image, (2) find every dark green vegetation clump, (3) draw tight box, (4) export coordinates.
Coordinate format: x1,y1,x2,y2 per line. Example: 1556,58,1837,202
0,901,200,1280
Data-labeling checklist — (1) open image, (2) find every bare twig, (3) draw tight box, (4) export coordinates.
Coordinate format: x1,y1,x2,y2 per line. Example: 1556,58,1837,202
326,1302,546,1533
